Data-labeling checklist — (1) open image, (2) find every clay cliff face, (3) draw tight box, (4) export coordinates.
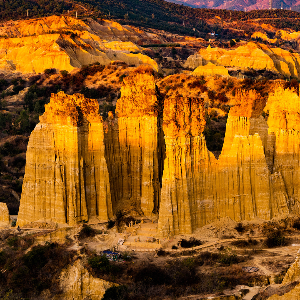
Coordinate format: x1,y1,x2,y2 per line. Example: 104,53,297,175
157,87,289,236
185,42,300,79
17,91,113,226
266,87,300,214
58,259,115,300
104,68,164,216
0,16,158,73
158,94,208,235
18,73,300,235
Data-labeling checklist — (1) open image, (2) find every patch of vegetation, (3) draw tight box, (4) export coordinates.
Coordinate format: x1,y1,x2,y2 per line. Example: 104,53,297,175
102,285,128,300
78,224,99,239
107,219,115,229
178,237,202,248
265,229,288,248
293,218,300,230
0,242,75,297
235,222,246,233
231,239,259,248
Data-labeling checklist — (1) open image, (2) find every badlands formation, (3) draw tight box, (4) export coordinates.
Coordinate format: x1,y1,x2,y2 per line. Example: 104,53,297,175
0,16,158,73
185,41,300,78
17,68,300,237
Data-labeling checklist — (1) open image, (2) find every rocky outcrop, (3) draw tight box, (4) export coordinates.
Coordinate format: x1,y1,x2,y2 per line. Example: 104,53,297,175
266,87,300,214
17,92,112,226
158,95,208,235
18,74,300,235
265,250,300,299
0,16,158,73
251,32,277,43
0,203,10,225
158,88,289,236
193,62,229,77
185,42,300,78
57,259,115,300
183,53,204,69
104,68,164,216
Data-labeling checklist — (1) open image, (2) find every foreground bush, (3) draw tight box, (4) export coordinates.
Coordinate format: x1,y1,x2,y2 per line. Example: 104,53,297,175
265,229,288,248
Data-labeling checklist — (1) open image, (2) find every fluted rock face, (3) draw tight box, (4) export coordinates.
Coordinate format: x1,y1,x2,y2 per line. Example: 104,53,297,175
18,92,112,226
0,203,10,225
267,87,300,214
158,95,208,235
58,259,115,300
104,69,164,216
158,88,289,236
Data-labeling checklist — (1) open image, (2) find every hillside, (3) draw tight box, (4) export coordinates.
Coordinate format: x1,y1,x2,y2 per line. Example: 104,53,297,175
3,0,300,36
168,0,300,11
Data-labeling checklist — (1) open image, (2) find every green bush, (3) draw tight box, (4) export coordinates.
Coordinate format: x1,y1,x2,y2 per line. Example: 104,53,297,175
7,236,19,248
121,252,132,261
44,68,56,75
107,219,115,229
60,70,69,77
88,255,111,272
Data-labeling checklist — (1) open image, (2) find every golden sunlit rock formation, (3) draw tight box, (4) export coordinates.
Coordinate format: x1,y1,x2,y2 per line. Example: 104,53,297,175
104,68,163,216
251,32,277,43
185,42,300,78
0,16,158,73
193,62,229,77
157,87,289,236
58,259,116,300
17,72,300,236
158,95,208,235
266,86,300,214
17,91,113,226
266,250,300,299
0,203,10,225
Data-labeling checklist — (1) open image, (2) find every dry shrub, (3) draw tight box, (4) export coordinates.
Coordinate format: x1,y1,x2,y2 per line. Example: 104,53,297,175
132,65,155,75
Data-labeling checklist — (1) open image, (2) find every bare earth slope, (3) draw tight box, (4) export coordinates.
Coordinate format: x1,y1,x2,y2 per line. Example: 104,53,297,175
0,16,158,73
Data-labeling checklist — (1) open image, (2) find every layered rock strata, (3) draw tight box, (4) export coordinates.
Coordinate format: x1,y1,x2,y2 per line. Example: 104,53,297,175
18,92,112,226
18,77,300,236
104,69,164,216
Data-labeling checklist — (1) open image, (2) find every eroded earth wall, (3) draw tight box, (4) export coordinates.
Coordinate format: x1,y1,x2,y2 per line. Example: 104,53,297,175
18,72,300,235
104,69,164,217
17,92,113,226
